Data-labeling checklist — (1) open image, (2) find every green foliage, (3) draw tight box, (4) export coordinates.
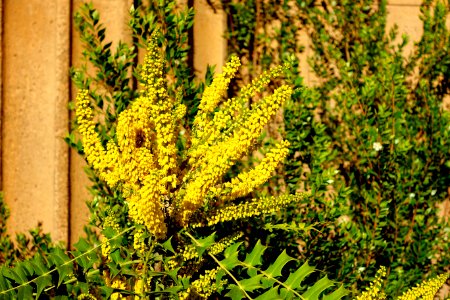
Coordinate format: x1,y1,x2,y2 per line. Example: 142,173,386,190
287,0,450,295
223,0,450,296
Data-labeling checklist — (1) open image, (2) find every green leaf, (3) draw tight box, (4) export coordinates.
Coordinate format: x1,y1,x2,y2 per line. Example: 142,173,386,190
239,274,264,292
194,233,216,257
17,285,33,300
30,255,48,276
35,275,53,299
161,236,176,254
323,285,350,300
73,238,91,252
264,250,295,279
3,268,26,284
221,242,242,270
254,287,282,300
284,261,315,290
243,240,267,268
100,285,114,299
302,276,335,300
50,249,73,288
225,284,245,300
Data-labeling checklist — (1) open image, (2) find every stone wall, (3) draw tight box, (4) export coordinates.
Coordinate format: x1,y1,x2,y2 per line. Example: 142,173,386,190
0,0,427,246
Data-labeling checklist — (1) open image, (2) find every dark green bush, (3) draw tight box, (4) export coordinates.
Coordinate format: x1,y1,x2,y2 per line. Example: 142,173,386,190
223,0,450,295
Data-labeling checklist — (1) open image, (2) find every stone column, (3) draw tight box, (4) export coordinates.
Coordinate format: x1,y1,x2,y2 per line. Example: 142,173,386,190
2,0,71,244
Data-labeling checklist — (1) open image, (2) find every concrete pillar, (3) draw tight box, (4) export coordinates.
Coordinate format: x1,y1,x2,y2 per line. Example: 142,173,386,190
193,0,227,78
2,0,71,244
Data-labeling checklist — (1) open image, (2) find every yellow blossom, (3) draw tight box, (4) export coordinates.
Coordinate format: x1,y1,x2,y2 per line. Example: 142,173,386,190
193,192,310,227
220,140,290,201
179,85,293,225
356,266,387,300
398,273,449,300
111,277,127,300
190,267,226,298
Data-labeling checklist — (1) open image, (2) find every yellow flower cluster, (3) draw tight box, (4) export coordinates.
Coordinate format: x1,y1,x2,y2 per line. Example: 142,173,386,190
398,273,449,300
189,64,287,164
75,90,111,174
208,232,244,255
179,84,293,224
133,229,146,254
111,277,127,300
77,294,97,300
193,192,310,227
77,36,298,239
76,36,183,240
356,266,387,300
220,140,290,201
190,267,226,298
192,56,241,148
180,232,244,262
134,279,145,300
100,214,121,260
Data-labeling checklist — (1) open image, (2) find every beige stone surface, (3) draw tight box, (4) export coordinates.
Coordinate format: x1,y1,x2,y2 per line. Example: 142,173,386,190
386,4,423,56
2,0,70,243
193,0,227,78
388,0,422,5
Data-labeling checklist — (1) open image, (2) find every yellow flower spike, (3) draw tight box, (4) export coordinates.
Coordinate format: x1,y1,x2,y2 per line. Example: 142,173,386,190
192,56,241,149
356,266,387,300
75,90,109,178
192,193,310,228
221,140,290,201
198,55,241,114
398,273,449,300
190,267,226,299
110,277,127,300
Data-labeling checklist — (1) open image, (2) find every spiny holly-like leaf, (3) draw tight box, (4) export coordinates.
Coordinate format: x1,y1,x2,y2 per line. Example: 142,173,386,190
225,284,245,300
302,275,335,300
243,240,267,268
0,267,14,296
161,236,176,254
239,274,264,292
50,248,73,288
322,285,350,300
35,275,53,299
264,250,295,279
17,285,33,300
221,242,242,270
254,286,282,300
100,285,114,299
194,233,216,257
283,260,316,290
3,268,26,284
73,238,91,252
30,255,47,276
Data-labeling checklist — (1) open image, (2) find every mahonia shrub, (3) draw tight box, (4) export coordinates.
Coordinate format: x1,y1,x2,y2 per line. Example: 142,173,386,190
73,33,326,298
0,33,350,299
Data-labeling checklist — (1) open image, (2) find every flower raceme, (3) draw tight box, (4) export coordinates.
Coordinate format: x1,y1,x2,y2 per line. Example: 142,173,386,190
75,35,308,241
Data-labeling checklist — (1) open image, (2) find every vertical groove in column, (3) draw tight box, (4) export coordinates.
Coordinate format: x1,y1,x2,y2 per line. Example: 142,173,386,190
53,1,71,244
0,0,3,191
